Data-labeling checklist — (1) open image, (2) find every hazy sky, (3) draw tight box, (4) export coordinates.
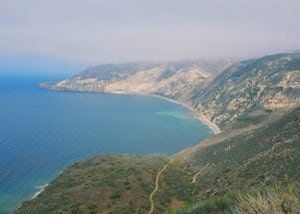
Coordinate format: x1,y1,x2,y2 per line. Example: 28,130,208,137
1,0,300,64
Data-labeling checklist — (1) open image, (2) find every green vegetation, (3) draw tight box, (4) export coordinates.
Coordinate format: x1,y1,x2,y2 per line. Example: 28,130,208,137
87,203,96,210
15,154,194,213
168,192,237,214
231,189,300,214
109,192,121,200
265,108,273,113
231,176,300,214
168,177,300,214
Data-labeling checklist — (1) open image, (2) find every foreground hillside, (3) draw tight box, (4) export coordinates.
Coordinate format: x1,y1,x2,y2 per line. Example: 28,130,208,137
16,52,300,213
15,155,193,213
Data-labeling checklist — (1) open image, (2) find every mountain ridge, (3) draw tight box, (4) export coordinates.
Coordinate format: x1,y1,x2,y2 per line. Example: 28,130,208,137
41,59,232,100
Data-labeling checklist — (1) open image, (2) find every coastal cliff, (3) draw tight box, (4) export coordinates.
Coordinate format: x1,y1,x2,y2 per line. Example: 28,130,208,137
16,52,300,213
41,59,229,98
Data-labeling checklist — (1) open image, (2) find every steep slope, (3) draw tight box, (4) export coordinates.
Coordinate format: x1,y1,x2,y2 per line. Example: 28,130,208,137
41,63,156,92
41,59,232,99
186,53,300,129
175,106,300,199
105,64,210,98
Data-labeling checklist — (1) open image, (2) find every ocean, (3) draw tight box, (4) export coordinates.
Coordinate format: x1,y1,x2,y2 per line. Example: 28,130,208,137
0,73,212,213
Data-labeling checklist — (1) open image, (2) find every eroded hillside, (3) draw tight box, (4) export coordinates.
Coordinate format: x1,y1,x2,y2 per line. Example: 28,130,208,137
186,53,300,129
41,59,232,99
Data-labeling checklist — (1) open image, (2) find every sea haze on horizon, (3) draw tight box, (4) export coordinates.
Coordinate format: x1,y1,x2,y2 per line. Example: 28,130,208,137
0,68,212,213
1,1,300,63
0,56,88,76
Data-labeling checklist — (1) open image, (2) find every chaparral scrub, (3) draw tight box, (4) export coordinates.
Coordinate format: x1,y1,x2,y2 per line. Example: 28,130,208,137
230,175,300,214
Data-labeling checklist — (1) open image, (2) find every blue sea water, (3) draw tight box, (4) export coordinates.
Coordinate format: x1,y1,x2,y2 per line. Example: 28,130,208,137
0,73,212,213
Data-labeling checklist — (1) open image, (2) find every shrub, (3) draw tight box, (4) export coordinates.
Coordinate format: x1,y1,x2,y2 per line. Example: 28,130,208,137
140,182,150,189
169,192,237,214
265,109,273,113
87,203,96,210
230,176,300,214
109,192,121,200
230,190,300,214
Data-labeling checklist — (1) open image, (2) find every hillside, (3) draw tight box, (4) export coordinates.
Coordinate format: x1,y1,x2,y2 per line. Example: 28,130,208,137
41,59,232,99
16,52,300,213
184,53,300,129
15,154,194,214
175,106,300,198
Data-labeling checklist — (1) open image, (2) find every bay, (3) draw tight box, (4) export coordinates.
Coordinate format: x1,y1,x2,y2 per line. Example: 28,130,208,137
0,74,212,213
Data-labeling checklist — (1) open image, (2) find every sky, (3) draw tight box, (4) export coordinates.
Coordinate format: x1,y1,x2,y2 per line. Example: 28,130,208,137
1,0,300,64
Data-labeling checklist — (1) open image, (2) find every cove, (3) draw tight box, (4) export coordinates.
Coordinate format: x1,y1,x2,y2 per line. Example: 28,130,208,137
0,74,212,213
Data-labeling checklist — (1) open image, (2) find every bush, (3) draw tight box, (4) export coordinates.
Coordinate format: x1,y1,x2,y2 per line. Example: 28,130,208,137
87,203,96,210
109,192,121,200
230,190,300,213
230,175,300,214
169,192,237,214
265,109,273,113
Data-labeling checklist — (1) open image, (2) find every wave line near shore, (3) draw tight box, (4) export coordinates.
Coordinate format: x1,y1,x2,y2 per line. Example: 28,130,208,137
111,91,221,134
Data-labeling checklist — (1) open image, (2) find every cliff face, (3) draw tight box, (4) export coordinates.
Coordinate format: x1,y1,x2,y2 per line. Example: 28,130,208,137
17,52,300,213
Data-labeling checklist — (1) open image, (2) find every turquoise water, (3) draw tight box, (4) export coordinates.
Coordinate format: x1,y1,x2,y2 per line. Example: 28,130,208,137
0,73,212,213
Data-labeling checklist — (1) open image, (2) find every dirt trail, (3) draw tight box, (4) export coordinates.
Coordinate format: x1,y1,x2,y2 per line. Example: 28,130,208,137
148,159,174,214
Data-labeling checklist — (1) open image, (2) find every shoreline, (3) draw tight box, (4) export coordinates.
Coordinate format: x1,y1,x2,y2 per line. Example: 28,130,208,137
111,91,221,134
43,87,221,134
31,184,48,199
148,94,221,134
